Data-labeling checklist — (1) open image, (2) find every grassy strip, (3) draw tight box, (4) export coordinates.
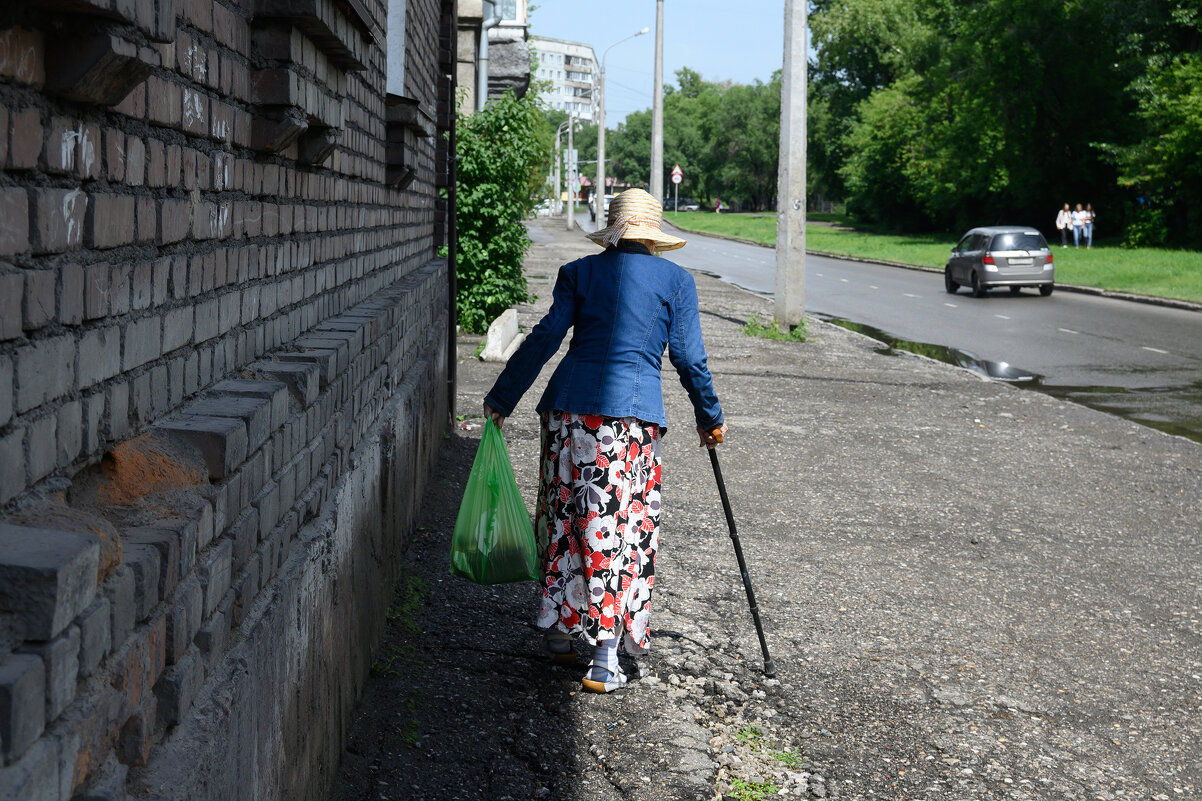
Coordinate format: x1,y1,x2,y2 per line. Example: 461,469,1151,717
664,212,1202,304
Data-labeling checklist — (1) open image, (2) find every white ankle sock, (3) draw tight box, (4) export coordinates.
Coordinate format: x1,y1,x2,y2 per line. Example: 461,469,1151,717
590,639,618,675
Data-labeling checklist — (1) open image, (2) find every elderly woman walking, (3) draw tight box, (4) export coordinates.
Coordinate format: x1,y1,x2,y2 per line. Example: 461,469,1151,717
483,188,726,693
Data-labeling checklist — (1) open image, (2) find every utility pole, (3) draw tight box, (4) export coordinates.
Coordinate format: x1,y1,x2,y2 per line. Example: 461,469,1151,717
597,27,650,225
566,111,576,231
650,0,664,201
775,0,806,329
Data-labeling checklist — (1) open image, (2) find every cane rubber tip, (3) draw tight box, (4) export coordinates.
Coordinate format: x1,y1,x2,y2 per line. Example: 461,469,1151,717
763,660,777,678
711,428,724,443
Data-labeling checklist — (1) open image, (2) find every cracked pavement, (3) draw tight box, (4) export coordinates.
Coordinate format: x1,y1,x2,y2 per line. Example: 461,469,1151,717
327,219,1201,801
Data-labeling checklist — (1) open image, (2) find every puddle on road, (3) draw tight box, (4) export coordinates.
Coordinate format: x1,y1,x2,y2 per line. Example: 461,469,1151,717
819,315,1202,445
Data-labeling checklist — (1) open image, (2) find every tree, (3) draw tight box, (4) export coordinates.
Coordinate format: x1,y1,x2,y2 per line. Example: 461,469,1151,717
456,90,551,333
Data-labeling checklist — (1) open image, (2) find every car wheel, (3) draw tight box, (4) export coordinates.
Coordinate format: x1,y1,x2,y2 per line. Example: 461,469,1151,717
1009,286,1021,295
944,269,959,294
971,271,987,298
1039,284,1054,297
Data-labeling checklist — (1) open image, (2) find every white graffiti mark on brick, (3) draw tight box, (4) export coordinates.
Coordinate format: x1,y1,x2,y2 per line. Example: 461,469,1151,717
79,126,96,176
0,30,38,84
190,45,206,81
62,189,85,246
213,116,230,142
182,89,204,128
60,128,79,172
209,203,231,237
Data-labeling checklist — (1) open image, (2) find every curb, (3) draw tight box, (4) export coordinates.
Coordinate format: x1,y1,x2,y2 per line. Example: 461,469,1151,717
660,221,1202,314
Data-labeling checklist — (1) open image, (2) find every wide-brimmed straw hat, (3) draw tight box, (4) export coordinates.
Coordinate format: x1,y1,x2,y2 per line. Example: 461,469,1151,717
586,188,686,252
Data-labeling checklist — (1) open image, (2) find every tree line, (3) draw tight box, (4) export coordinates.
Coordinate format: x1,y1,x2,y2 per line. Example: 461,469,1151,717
542,2,1201,247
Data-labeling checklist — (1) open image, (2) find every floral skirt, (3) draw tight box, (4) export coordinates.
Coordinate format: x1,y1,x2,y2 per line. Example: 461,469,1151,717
535,411,662,654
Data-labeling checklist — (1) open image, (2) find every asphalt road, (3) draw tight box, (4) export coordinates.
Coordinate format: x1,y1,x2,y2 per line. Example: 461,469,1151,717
658,227,1202,442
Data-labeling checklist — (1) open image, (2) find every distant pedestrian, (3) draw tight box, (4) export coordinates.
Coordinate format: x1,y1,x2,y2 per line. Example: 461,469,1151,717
483,188,726,694
1055,203,1072,248
715,198,723,214
1072,203,1086,248
1084,203,1095,248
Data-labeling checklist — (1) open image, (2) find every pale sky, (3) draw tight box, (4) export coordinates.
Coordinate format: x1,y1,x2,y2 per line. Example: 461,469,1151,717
527,0,788,127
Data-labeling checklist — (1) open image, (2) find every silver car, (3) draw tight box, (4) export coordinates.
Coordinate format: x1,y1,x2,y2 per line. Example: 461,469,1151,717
945,226,1055,297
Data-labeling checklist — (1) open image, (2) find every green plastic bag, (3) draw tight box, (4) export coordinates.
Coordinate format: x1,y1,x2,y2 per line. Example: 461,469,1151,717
449,420,538,584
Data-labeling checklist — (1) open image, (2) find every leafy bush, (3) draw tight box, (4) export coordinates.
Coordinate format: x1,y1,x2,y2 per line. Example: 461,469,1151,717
456,90,551,333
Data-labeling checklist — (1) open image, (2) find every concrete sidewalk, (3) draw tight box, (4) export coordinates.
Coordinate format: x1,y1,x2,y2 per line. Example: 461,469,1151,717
328,218,1201,801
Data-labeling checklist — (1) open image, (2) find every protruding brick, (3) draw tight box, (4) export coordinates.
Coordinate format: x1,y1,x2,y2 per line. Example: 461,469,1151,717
155,415,248,480
186,395,272,451
19,625,80,720
0,653,45,762
248,360,319,407
0,524,99,641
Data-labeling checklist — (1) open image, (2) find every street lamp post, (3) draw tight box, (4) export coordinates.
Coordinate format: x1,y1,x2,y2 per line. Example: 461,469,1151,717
650,0,664,201
566,111,576,231
596,26,649,224
554,120,570,215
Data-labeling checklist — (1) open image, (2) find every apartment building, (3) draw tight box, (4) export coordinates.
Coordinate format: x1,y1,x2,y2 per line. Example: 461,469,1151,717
531,35,598,120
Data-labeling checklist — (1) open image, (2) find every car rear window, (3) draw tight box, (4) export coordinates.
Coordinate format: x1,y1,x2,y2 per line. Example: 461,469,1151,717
990,232,1046,251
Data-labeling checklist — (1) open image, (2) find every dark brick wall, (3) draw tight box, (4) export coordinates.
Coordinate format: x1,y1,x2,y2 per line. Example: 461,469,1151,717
0,0,455,797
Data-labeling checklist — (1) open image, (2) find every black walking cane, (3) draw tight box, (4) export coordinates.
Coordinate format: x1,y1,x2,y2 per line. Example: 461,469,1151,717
707,429,776,678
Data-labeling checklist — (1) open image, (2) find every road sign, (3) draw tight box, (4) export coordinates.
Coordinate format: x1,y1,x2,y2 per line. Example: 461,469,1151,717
671,164,682,178
671,173,682,185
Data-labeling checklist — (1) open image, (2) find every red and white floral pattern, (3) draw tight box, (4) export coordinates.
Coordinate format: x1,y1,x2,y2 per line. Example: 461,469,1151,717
535,411,663,654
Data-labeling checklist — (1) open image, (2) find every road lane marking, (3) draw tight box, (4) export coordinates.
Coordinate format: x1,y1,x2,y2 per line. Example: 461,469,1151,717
840,278,849,283
815,273,823,277
944,303,958,308
994,314,1011,320
869,285,879,290
904,293,920,298
1142,346,1169,354
1058,328,1078,334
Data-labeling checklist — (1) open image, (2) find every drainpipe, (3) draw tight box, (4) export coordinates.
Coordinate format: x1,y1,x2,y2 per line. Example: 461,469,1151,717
477,0,501,112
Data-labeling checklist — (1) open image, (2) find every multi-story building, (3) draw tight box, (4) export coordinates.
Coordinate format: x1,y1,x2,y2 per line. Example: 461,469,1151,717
531,36,598,120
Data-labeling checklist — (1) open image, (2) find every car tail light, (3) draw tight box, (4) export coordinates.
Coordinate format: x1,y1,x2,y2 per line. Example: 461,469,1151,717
982,253,995,265
1045,252,1054,264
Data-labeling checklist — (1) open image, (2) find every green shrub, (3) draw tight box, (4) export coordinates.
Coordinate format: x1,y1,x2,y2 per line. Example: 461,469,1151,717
456,90,551,333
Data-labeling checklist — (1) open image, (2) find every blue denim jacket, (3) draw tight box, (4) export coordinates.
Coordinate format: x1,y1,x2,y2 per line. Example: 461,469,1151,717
484,242,723,430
